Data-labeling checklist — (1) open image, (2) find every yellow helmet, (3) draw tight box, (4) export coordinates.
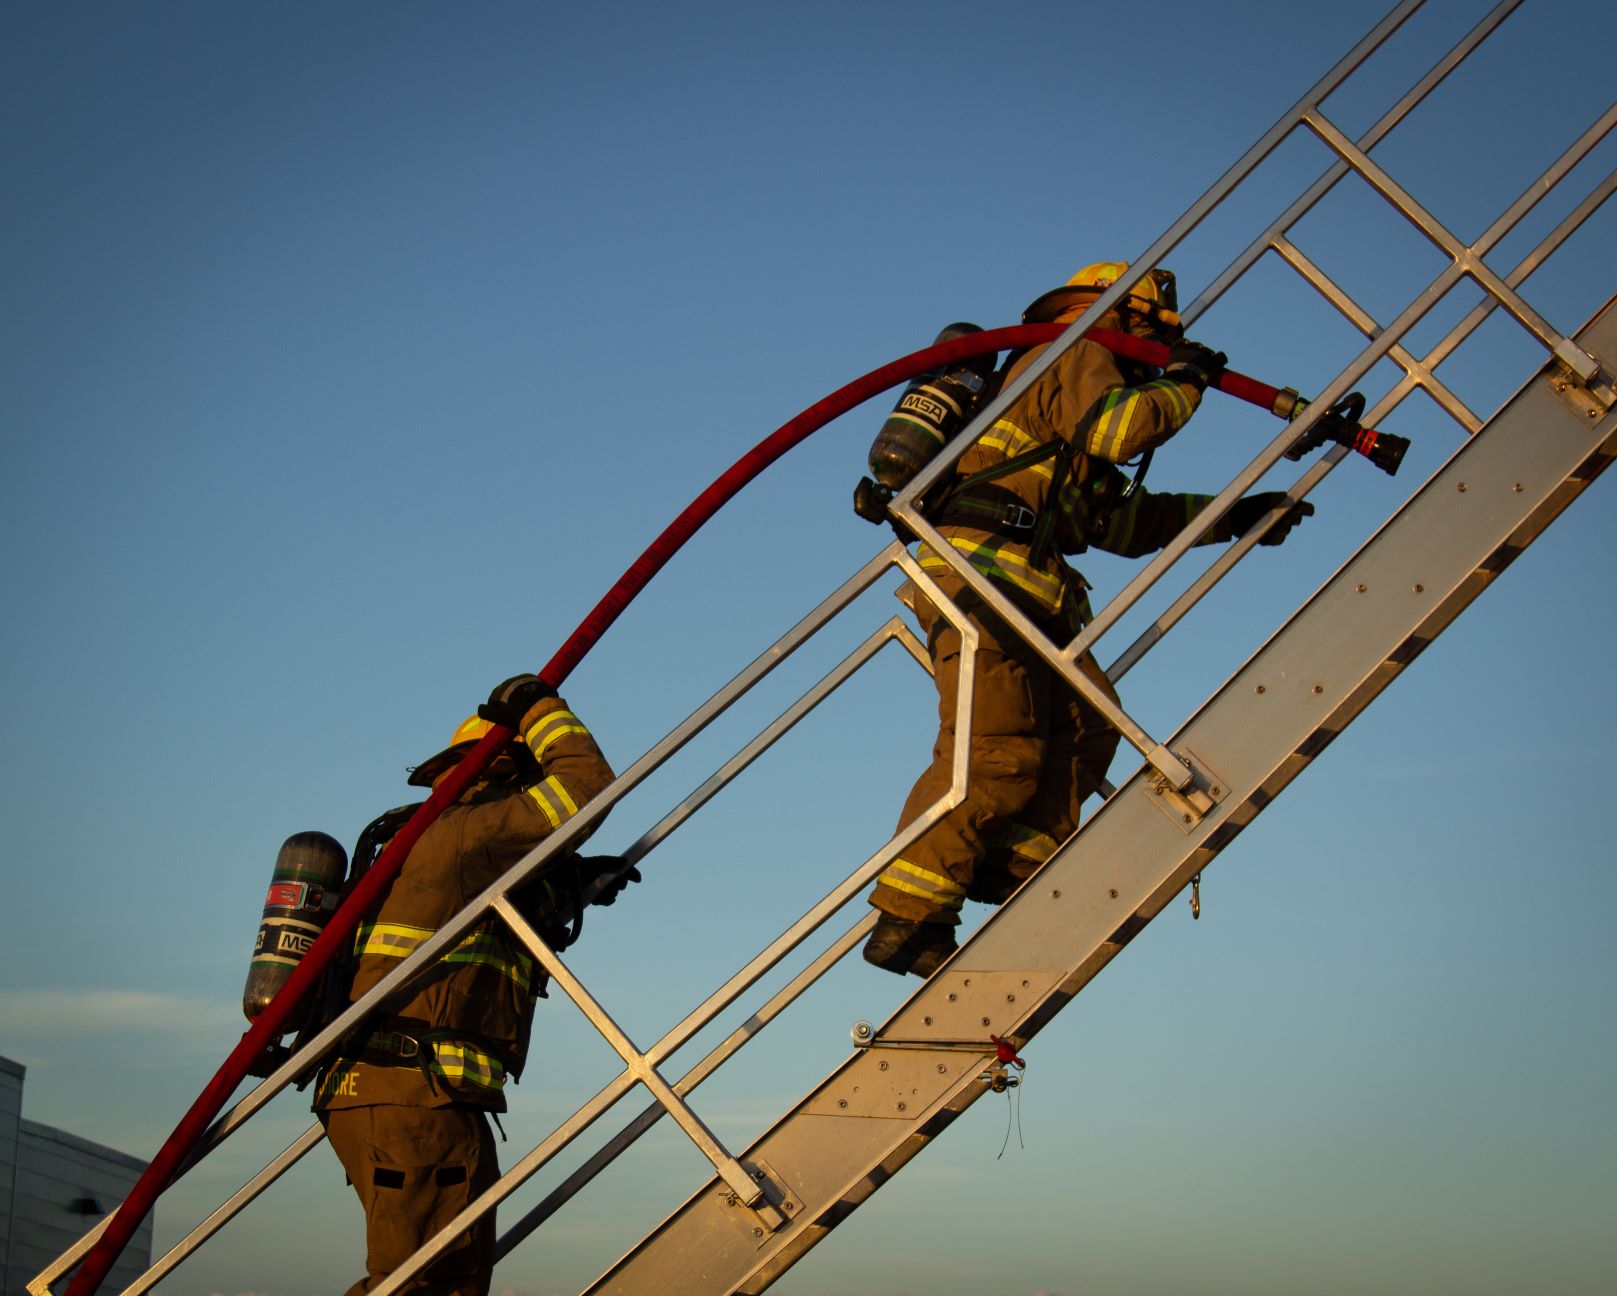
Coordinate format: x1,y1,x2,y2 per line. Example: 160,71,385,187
408,715,525,788
1024,260,1182,336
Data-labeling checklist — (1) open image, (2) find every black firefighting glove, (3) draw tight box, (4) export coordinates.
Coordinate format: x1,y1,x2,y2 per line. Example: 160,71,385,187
247,1040,292,1079
1164,339,1228,391
1227,492,1316,546
575,855,641,906
478,673,557,729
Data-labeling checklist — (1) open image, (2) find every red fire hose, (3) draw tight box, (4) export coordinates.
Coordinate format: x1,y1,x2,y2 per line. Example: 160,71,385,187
66,322,1397,1293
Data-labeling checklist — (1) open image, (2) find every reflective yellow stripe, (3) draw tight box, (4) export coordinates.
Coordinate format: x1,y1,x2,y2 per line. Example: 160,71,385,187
1106,494,1142,554
1084,379,1194,462
878,858,966,910
918,538,1066,612
357,924,532,992
997,823,1060,864
526,774,580,829
981,420,1057,480
1163,378,1195,423
523,708,591,760
443,933,534,992
1085,388,1144,461
354,921,433,958
427,1040,506,1090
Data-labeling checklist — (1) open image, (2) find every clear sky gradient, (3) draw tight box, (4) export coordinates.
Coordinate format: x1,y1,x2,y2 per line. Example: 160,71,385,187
3,3,1614,1295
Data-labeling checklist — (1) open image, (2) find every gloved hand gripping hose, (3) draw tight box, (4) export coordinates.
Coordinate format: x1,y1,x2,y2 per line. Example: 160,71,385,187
66,320,1402,1294
1091,330,1408,475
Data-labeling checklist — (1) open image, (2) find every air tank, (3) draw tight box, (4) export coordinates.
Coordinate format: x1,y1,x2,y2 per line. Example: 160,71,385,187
241,830,348,1025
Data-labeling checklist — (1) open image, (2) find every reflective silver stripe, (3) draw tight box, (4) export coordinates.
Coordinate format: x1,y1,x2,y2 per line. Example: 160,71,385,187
428,1041,505,1090
526,775,579,829
354,921,433,957
877,858,966,910
443,933,534,992
358,924,531,991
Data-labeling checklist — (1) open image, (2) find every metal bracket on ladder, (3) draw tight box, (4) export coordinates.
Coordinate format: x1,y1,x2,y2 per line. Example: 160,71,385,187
1546,349,1616,421
1141,746,1229,832
717,1159,799,1245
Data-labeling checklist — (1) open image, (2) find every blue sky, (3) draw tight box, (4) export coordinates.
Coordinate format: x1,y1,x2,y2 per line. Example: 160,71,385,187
2,2,1614,1294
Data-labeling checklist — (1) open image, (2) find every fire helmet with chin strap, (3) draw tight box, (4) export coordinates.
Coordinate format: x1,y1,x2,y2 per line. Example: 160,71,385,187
408,714,531,788
1022,260,1182,338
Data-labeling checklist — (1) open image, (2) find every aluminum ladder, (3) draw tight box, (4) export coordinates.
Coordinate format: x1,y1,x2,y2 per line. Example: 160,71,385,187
33,1,1615,1291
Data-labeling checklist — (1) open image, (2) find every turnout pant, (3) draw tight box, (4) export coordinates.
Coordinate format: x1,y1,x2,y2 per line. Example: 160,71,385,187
871,586,1121,925
323,1103,499,1296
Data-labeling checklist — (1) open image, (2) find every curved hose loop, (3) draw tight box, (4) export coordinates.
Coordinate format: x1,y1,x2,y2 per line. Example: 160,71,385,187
60,322,1060,1296
65,318,1403,1292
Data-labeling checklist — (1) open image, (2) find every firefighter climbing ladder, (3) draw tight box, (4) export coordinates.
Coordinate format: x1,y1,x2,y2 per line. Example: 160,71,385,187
35,1,1616,1292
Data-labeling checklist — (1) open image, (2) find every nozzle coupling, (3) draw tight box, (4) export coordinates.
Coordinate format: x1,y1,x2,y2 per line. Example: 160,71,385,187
1283,392,1408,476
1272,386,1304,420
1352,424,1410,476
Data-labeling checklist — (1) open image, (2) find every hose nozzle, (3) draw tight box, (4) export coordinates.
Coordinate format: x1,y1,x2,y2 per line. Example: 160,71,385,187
1283,392,1407,476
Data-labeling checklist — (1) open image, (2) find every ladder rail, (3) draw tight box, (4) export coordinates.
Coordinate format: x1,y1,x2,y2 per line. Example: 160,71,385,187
583,292,1617,1295
870,0,1480,788
1182,0,1525,324
22,548,874,1291
36,545,991,1295
1302,109,1600,379
351,550,996,1295
491,916,873,1262
122,1124,326,1296
1107,134,1617,683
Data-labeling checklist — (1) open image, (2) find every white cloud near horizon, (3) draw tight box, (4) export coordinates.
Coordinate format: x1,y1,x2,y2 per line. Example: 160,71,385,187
0,987,240,1036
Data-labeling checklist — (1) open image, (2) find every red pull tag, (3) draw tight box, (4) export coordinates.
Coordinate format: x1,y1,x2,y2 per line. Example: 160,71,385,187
990,1034,1025,1070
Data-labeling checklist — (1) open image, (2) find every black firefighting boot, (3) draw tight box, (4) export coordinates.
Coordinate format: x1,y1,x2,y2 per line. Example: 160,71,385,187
862,915,957,978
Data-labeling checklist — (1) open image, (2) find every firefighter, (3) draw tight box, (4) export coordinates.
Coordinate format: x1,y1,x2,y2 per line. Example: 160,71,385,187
865,262,1312,976
314,673,631,1296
